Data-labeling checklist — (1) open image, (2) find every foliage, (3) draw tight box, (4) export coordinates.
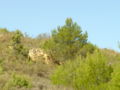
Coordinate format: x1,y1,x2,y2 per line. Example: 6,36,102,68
43,18,88,62
12,30,23,44
51,50,113,90
4,73,32,89
0,18,120,90
12,74,32,88
0,28,9,33
77,42,97,57
108,63,120,90
11,30,28,57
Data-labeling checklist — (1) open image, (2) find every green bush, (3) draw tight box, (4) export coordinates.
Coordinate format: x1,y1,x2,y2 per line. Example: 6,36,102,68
107,63,120,90
0,28,9,33
10,30,28,57
4,73,32,89
51,50,113,90
12,74,32,88
77,42,97,57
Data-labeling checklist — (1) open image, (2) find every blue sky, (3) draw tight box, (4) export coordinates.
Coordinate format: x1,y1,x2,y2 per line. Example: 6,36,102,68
0,0,120,51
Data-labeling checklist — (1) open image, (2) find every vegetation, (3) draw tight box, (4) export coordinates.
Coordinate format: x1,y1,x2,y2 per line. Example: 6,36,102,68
51,50,113,90
43,18,94,63
4,73,32,89
11,30,28,57
0,18,120,90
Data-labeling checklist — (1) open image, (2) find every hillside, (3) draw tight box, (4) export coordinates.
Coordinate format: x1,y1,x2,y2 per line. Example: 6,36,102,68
0,28,74,90
0,18,120,90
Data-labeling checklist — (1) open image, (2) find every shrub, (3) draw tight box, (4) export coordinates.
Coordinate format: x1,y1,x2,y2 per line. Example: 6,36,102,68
77,42,97,57
51,50,113,90
0,28,9,33
108,63,120,90
11,30,28,57
4,73,32,89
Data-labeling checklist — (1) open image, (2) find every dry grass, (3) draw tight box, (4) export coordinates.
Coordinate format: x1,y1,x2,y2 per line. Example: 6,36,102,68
0,30,73,90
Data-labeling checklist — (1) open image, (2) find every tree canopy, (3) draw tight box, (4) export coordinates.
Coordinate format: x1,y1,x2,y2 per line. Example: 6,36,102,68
43,18,88,62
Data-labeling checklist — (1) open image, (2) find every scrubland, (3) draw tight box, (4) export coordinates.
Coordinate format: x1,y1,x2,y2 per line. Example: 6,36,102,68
0,18,120,90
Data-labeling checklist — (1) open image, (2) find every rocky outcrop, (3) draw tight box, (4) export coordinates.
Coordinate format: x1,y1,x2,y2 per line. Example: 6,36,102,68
28,48,51,64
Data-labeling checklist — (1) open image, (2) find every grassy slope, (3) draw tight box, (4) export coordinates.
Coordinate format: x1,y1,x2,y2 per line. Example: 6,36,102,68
0,31,120,90
0,32,73,90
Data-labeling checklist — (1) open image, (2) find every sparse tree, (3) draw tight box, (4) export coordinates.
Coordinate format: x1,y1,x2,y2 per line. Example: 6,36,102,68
44,18,88,62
